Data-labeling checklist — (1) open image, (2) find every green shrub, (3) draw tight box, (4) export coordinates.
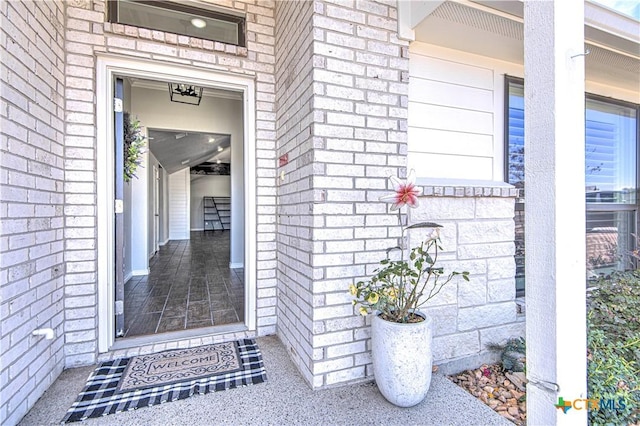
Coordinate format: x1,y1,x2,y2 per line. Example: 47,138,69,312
587,271,640,425
488,337,526,373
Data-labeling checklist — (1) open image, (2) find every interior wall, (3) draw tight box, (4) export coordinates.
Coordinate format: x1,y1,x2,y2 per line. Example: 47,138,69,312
190,175,231,230
160,166,169,244
131,86,244,265
130,149,149,274
147,151,161,258
169,168,191,239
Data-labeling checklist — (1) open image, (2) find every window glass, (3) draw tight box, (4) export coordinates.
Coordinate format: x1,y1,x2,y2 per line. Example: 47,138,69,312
507,80,525,296
507,82,525,195
505,76,639,295
109,0,245,46
586,210,636,278
514,205,525,296
585,99,637,204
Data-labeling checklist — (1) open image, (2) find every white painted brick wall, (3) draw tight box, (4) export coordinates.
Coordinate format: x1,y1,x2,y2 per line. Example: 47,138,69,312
0,1,66,424
4,0,278,421
57,0,278,370
274,0,317,386
2,0,528,416
275,0,411,389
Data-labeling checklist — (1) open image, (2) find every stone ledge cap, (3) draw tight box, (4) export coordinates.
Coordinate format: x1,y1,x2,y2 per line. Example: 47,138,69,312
416,178,519,198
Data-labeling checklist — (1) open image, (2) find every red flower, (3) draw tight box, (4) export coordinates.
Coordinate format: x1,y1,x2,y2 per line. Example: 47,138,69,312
379,170,423,210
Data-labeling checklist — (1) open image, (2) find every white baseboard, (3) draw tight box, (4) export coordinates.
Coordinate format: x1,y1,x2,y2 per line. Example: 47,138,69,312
192,227,204,231
132,269,149,276
229,262,244,269
124,271,133,282
159,238,170,246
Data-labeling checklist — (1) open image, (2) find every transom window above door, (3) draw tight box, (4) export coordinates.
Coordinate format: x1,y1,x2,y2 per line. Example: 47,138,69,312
107,0,246,46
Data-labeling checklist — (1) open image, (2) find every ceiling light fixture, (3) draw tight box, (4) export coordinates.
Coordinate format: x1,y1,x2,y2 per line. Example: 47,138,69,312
168,82,203,106
217,146,224,152
216,160,221,164
181,159,190,165
208,137,216,143
190,18,206,29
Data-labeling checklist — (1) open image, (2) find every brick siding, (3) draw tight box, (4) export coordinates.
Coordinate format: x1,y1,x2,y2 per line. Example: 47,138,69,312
274,0,317,386
0,1,67,424
60,0,278,369
275,0,412,388
0,0,525,422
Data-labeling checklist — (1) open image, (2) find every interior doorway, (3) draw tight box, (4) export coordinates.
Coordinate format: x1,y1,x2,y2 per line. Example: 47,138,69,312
97,56,257,352
152,165,160,256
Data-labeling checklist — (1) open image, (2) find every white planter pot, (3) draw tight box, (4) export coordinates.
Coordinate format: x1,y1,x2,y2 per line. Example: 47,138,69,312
371,311,433,407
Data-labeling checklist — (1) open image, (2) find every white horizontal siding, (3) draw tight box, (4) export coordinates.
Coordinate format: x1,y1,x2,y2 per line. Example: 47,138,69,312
410,78,494,112
410,54,494,89
169,168,190,240
408,128,494,157
408,102,494,134
409,44,505,181
408,152,494,181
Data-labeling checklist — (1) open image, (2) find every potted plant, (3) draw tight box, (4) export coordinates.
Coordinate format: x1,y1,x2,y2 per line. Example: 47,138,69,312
350,170,469,407
123,111,146,182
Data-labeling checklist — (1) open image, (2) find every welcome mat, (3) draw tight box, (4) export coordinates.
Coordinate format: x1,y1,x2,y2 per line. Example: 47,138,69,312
118,340,242,392
62,339,266,423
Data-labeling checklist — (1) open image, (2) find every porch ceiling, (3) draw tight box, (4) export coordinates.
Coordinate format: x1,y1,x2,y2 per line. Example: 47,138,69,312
413,1,640,93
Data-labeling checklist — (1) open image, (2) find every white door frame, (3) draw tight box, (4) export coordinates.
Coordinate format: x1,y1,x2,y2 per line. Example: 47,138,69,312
152,165,160,256
96,54,257,353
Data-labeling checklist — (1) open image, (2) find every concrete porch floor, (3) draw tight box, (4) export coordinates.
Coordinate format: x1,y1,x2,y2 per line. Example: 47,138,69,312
19,335,510,425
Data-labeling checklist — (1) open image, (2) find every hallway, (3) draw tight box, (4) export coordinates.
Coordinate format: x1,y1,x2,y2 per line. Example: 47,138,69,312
121,231,244,338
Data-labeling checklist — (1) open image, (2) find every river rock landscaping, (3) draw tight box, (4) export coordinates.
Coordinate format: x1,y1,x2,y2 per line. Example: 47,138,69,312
448,337,527,425
448,363,526,425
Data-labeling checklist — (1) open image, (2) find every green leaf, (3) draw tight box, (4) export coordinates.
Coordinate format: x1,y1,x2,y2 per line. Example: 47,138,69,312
405,222,443,229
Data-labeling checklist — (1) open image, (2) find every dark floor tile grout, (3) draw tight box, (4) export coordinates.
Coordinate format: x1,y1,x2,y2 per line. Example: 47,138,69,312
122,231,244,338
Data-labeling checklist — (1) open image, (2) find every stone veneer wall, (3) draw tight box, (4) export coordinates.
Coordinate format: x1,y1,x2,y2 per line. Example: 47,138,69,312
0,2,67,424
411,185,525,373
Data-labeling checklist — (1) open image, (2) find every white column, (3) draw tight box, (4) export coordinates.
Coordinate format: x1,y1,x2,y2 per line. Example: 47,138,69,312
523,1,586,425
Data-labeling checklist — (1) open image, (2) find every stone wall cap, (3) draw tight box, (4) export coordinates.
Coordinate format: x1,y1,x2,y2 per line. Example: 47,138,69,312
415,178,519,198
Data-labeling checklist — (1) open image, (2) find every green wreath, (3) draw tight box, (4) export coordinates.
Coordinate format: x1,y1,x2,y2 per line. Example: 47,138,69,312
123,111,146,182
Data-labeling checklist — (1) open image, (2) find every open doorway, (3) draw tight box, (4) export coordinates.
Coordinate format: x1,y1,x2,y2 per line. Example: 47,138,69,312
114,75,246,338
97,55,257,354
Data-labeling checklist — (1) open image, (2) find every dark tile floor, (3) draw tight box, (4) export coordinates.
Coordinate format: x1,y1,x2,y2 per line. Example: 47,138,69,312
122,231,244,338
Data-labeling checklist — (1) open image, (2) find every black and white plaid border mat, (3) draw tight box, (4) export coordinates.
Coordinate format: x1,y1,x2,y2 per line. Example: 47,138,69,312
62,339,267,423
